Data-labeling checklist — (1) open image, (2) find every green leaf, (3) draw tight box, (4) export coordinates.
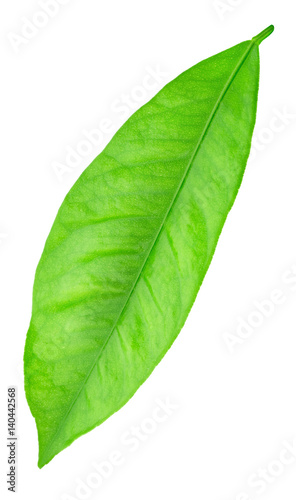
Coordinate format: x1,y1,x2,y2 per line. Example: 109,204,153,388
24,26,274,468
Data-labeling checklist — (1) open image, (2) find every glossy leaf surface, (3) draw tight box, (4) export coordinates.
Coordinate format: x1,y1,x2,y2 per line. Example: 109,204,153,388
24,26,274,467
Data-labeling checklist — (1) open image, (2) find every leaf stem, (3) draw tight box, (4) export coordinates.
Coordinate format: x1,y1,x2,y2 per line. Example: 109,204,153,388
252,25,274,45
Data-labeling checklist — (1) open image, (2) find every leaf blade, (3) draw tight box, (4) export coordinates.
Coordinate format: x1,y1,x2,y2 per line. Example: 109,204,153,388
24,29,272,467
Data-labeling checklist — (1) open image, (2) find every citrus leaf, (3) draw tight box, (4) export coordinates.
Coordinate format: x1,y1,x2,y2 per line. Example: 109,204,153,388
24,26,274,468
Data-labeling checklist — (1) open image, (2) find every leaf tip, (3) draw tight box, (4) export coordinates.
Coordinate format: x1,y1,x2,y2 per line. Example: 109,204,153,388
37,440,50,469
37,453,45,469
252,25,275,46
38,452,50,469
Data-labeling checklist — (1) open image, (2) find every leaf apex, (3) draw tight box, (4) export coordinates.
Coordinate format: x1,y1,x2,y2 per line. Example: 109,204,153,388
252,25,274,46
37,453,46,469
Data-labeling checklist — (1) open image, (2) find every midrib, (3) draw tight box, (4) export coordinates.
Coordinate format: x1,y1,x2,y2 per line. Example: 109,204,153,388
40,39,256,466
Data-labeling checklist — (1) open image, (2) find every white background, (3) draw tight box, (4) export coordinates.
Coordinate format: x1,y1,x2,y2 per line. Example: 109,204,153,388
1,1,296,499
